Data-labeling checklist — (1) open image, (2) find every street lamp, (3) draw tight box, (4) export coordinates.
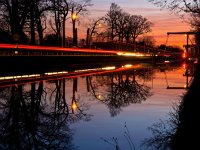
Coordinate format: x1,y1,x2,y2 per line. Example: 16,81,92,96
71,12,77,47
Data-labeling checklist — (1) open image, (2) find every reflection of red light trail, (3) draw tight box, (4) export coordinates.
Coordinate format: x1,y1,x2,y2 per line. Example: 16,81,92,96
182,63,187,69
0,64,144,88
0,43,118,54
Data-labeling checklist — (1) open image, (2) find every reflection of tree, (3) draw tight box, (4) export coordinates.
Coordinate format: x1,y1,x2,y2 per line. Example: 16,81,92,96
137,68,155,82
142,62,200,149
47,78,92,123
0,81,75,149
88,70,152,117
142,103,181,150
171,61,200,149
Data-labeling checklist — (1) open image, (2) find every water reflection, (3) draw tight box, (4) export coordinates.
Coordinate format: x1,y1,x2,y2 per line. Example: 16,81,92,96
142,60,198,150
44,79,92,122
0,78,92,149
0,82,74,149
0,61,189,150
88,69,152,117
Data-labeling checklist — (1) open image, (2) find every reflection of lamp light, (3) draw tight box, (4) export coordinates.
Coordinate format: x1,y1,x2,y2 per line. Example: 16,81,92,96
71,100,77,113
97,94,103,100
182,63,187,69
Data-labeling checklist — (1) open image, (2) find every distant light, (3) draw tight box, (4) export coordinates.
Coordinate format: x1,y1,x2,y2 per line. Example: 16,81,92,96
74,68,101,73
123,64,133,68
4,76,13,80
102,66,116,70
182,63,187,69
182,52,187,59
45,72,57,75
15,51,18,54
98,22,102,27
164,60,170,63
117,52,123,56
21,75,29,78
0,74,40,80
117,52,146,57
45,71,68,75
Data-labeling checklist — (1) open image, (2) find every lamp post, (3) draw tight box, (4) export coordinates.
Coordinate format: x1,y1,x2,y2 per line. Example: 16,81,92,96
71,12,77,47
13,33,20,48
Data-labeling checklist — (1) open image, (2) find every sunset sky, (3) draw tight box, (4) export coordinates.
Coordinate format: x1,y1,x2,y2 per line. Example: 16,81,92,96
67,0,191,48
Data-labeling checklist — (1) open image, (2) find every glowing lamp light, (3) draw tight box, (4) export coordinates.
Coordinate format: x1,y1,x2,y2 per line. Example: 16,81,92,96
98,23,102,27
71,13,77,21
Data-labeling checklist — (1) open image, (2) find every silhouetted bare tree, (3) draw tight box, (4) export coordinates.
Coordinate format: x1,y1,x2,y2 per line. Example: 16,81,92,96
106,3,123,42
28,0,50,45
105,3,152,44
68,0,92,46
87,17,105,46
149,0,200,29
47,79,92,122
142,102,181,150
49,0,63,46
88,70,152,117
49,0,69,47
0,0,30,43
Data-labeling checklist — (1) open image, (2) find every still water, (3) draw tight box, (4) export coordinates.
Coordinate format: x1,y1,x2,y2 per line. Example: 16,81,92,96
0,61,189,150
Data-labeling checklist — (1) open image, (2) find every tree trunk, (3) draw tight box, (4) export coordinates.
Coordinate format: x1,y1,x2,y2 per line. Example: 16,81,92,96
36,18,44,45
62,15,67,47
30,1,36,45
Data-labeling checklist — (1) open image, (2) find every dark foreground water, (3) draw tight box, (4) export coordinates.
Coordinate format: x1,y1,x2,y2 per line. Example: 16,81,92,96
0,61,191,150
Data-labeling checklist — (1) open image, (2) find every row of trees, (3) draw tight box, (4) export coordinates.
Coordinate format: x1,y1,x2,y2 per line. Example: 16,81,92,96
0,0,92,46
88,3,153,46
0,1,153,47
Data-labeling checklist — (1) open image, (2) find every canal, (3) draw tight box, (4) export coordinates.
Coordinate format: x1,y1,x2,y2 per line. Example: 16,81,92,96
0,60,193,150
